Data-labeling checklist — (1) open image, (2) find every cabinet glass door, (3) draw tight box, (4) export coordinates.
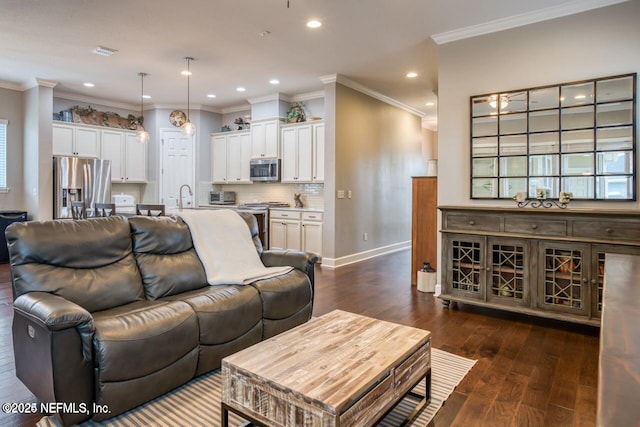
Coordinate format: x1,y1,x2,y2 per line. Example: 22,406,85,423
590,244,640,319
487,239,530,306
447,235,485,299
538,242,589,315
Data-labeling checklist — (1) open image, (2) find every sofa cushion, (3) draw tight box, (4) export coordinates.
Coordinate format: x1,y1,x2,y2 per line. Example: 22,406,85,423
129,216,207,299
92,300,199,382
5,216,144,312
163,285,262,345
250,269,312,320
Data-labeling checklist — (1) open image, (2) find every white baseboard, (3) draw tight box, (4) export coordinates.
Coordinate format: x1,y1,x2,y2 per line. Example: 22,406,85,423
434,284,442,296
321,241,411,269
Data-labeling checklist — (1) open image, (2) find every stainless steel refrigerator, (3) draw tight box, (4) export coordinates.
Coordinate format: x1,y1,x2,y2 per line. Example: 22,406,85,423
53,156,111,219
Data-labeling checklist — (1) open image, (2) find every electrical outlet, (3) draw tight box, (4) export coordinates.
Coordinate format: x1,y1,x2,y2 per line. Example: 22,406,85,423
363,232,368,241
347,190,352,199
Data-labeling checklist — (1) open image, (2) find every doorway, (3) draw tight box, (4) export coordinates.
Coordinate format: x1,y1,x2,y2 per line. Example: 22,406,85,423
159,128,195,209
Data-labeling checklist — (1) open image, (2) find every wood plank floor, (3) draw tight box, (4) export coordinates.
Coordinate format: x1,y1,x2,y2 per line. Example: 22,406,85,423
0,249,599,426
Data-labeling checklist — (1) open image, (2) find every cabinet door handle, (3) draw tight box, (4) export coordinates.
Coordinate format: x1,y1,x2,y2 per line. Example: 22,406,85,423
582,278,588,283
606,228,613,234
531,224,538,229
590,279,596,284
485,267,490,271
469,220,475,226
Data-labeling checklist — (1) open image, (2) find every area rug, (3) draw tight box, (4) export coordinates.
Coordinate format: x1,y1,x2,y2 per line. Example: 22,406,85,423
38,348,476,427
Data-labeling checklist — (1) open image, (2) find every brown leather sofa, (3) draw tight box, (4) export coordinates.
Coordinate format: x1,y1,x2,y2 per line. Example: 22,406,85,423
5,212,317,425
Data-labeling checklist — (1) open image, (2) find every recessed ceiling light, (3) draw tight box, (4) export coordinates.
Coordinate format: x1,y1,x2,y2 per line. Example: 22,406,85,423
306,20,322,29
259,30,271,37
207,94,217,98
236,87,246,92
574,94,586,100
83,82,95,87
269,79,280,85
406,72,418,78
425,102,435,106
181,70,192,76
92,46,117,57
141,95,151,99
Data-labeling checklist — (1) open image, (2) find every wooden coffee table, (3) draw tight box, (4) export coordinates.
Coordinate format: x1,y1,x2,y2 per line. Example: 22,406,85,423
222,310,431,427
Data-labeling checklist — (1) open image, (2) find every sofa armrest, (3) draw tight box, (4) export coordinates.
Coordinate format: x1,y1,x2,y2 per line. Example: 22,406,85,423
261,250,319,289
14,292,94,361
12,292,96,424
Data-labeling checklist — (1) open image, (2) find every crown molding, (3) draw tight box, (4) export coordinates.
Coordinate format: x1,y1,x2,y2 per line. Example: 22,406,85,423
431,0,629,45
34,78,58,88
247,93,292,105
54,90,138,111
319,74,338,84
331,75,425,117
0,79,26,91
221,104,251,114
290,90,324,102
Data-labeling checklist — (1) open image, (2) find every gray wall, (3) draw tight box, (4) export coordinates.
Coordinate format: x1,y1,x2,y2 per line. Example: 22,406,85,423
438,1,640,211
327,83,425,259
0,87,24,210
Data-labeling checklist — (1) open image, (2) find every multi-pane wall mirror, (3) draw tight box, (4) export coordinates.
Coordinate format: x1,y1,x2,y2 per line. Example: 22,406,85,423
470,73,636,200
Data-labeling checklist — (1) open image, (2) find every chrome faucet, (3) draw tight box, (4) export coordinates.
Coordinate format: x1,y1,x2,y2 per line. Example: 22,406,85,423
178,184,193,210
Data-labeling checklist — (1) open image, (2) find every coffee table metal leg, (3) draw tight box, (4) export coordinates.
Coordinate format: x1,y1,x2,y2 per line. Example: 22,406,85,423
222,402,229,427
402,369,432,426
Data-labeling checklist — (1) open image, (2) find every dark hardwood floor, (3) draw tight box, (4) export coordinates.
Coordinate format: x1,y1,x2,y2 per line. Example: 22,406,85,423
0,249,599,426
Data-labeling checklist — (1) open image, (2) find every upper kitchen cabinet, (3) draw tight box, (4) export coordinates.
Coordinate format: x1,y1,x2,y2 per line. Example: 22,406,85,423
281,123,313,183
251,119,280,158
53,123,101,158
211,131,252,184
281,121,324,183
101,129,147,183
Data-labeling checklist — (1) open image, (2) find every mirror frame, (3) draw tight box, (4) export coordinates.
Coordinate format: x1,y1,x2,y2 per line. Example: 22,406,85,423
470,73,637,201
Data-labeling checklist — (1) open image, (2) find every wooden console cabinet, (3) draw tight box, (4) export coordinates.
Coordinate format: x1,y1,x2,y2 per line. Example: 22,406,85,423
439,206,640,326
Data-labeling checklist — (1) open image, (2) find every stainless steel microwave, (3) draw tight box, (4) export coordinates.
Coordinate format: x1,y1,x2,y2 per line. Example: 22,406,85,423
250,159,280,182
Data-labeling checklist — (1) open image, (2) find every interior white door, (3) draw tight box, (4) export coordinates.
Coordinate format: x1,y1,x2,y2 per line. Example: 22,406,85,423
161,129,194,210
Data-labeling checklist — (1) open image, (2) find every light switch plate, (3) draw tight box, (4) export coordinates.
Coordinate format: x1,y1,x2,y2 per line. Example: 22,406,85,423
337,190,345,199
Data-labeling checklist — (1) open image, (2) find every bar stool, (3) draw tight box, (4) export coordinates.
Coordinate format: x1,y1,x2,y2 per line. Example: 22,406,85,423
70,201,87,219
94,203,116,217
136,204,165,216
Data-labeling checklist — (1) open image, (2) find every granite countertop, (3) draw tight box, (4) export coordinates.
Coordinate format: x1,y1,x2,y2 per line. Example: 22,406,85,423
198,204,323,213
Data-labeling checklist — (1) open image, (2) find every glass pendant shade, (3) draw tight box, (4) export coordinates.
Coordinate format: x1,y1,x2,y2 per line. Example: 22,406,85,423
136,129,150,144
182,57,196,137
137,72,148,144
182,120,196,137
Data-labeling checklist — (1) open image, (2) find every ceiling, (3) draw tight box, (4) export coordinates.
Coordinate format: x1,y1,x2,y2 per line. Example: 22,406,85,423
0,0,627,124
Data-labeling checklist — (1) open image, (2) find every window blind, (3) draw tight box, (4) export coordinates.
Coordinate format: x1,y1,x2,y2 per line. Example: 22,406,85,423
0,119,7,188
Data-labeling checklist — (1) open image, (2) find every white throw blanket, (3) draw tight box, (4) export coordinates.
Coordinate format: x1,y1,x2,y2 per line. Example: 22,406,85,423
177,209,292,285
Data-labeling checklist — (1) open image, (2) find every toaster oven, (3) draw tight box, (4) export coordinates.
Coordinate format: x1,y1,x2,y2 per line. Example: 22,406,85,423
210,191,236,204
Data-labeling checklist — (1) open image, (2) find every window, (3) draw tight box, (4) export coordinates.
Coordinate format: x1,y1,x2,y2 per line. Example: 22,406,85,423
470,74,636,200
0,119,7,189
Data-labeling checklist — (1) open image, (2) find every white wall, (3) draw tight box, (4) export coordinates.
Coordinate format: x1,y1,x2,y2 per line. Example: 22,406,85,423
438,1,640,210
0,87,24,210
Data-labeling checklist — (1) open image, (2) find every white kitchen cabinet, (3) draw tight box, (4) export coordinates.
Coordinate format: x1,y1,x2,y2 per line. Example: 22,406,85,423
269,210,302,251
251,119,280,158
52,123,100,158
312,123,325,183
302,211,323,256
211,131,251,184
124,133,147,182
281,123,313,183
269,209,322,256
101,129,146,182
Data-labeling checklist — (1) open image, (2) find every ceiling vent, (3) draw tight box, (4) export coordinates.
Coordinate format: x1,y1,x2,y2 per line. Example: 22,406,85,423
92,46,117,57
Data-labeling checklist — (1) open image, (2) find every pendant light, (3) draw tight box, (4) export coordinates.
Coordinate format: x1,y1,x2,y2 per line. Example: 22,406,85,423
136,72,149,144
182,57,196,137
